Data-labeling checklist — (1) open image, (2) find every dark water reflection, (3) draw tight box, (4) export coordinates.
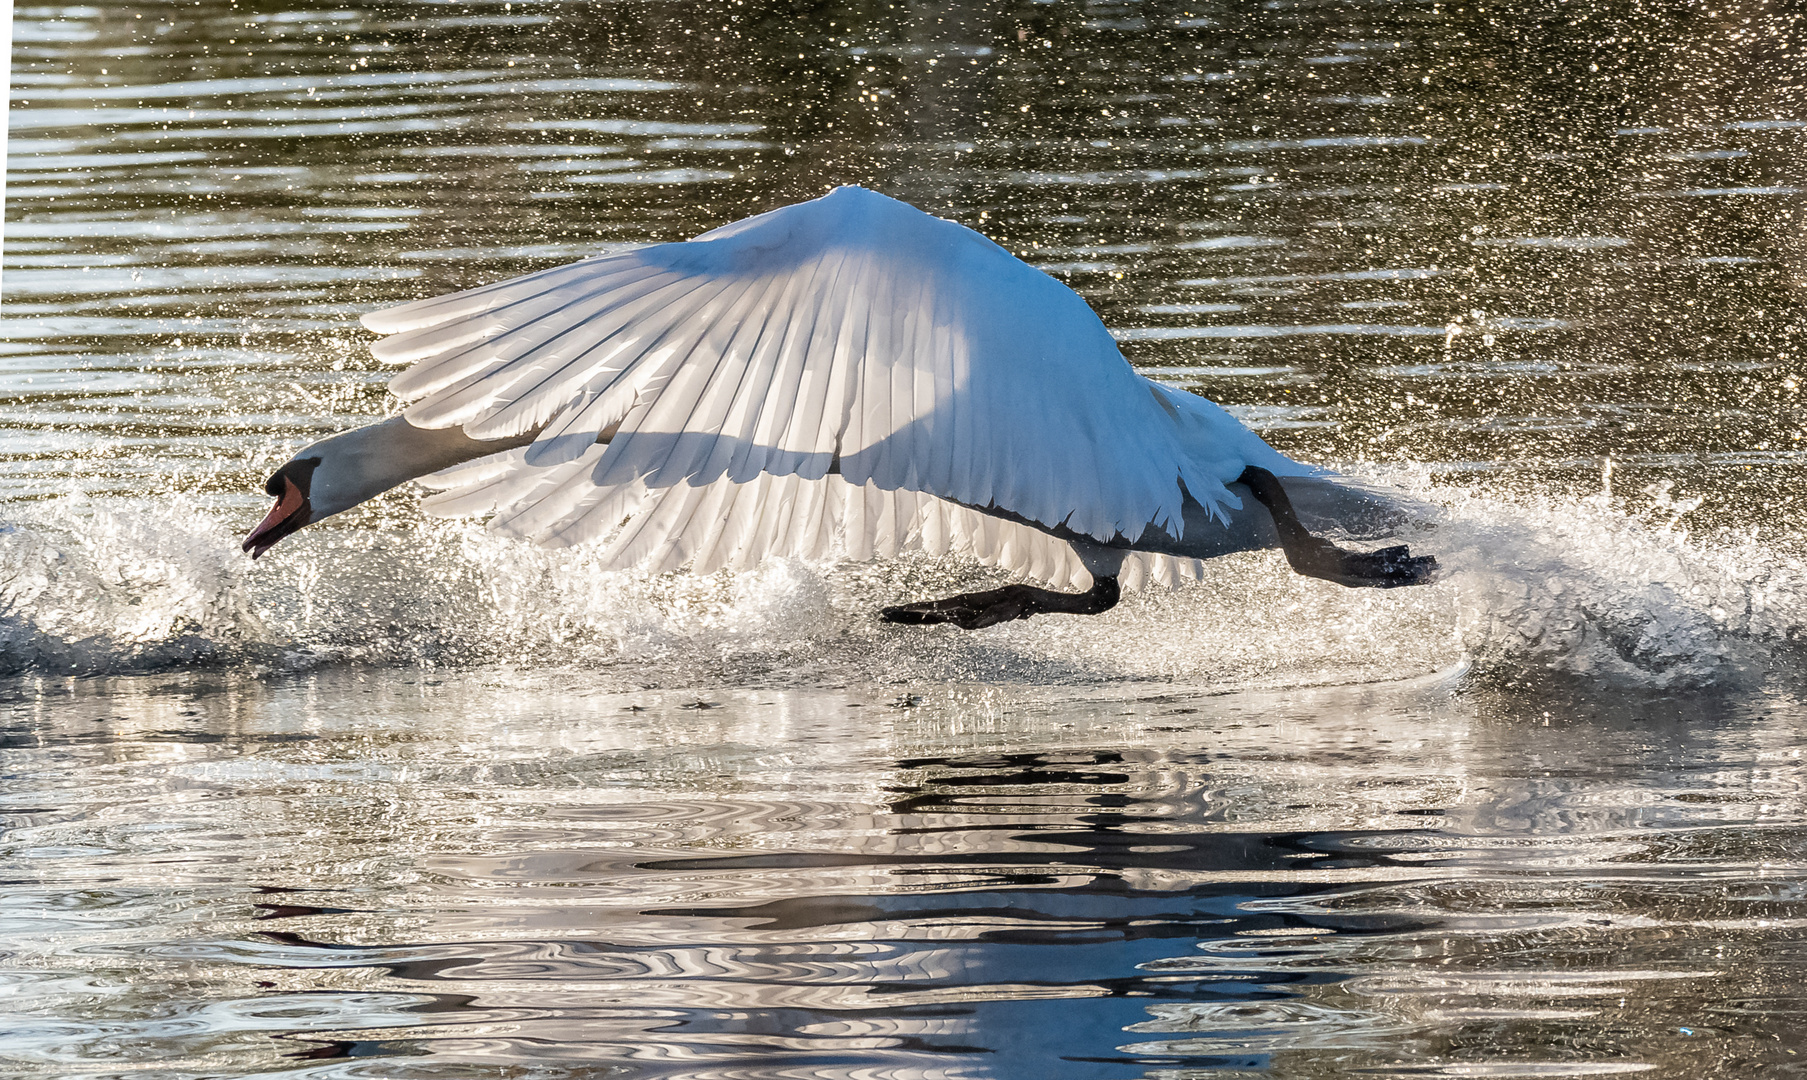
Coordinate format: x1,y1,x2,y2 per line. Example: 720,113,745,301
5,673,1807,1077
8,0,1807,1076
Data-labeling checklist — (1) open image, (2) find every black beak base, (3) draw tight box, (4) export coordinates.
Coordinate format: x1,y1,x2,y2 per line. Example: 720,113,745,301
243,458,318,559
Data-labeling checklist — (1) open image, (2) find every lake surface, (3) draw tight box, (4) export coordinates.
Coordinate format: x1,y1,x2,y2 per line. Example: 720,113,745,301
5,0,1807,1076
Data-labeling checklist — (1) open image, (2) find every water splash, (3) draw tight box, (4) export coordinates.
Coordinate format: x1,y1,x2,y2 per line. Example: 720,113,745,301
1403,469,1806,689
0,496,265,675
0,472,1800,689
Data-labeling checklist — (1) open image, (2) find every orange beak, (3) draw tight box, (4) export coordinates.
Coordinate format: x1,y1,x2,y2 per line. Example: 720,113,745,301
243,474,307,559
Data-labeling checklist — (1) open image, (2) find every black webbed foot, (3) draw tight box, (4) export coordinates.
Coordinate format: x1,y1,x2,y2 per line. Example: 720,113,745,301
879,585,1035,630
1237,466,1440,589
1288,539,1440,589
881,577,1120,630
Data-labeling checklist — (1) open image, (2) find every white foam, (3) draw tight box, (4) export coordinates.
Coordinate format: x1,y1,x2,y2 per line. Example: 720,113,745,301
0,473,1799,690
1396,469,1805,688
0,495,264,673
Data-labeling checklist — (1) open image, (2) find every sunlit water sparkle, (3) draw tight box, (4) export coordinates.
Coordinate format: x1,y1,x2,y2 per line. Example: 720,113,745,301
6,0,1807,1076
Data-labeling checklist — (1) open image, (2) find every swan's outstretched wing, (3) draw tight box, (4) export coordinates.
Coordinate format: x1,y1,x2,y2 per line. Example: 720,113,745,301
365,185,1297,566
415,454,1212,590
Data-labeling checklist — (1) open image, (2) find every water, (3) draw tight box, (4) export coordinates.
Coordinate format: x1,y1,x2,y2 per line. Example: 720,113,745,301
5,0,1807,1075
9,673,1807,1077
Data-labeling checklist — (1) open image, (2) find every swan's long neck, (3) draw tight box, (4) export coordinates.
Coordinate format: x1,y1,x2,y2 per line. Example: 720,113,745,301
300,416,541,519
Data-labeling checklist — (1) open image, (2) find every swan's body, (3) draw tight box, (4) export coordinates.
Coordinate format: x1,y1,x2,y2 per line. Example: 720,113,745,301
247,186,1434,623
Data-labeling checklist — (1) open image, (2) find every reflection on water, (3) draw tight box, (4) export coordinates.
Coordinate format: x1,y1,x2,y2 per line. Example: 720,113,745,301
5,672,1807,1077
6,0,1807,1075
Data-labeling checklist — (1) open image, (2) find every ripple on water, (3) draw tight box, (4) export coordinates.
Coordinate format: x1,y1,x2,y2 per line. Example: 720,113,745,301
5,676,1807,1075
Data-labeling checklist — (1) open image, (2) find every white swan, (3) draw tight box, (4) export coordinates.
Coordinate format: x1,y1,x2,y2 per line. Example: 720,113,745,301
245,185,1435,628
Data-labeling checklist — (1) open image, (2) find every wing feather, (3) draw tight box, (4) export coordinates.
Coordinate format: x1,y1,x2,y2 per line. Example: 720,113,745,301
453,274,744,441
370,259,663,366
365,185,1311,584
707,257,806,485
384,265,686,405
362,255,635,336
645,270,792,488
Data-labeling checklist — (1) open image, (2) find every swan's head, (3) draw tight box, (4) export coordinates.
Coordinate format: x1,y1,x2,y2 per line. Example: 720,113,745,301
244,416,512,558
242,456,322,558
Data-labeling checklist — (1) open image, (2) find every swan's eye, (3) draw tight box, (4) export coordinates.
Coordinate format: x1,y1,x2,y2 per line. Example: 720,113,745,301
263,456,321,498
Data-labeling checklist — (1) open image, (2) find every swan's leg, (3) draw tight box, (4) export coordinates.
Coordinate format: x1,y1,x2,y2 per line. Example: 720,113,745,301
880,576,1121,630
1237,466,1437,588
